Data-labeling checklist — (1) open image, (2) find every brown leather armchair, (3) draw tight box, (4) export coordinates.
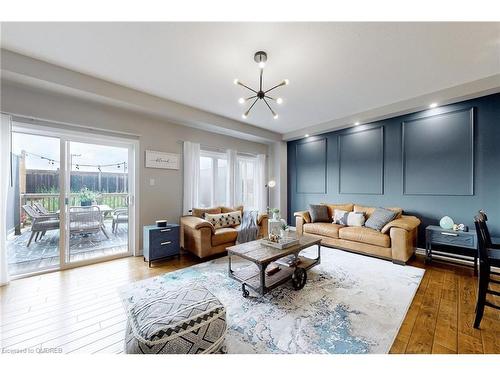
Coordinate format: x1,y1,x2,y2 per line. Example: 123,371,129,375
180,206,268,258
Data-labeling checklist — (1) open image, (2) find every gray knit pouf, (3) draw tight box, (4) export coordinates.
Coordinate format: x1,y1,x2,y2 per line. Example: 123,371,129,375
122,281,226,354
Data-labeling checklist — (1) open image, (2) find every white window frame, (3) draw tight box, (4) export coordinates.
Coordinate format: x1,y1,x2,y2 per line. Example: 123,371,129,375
235,154,258,210
199,149,226,208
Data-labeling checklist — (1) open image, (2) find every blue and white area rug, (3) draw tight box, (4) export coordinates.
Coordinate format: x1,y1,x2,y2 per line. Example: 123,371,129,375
121,247,424,354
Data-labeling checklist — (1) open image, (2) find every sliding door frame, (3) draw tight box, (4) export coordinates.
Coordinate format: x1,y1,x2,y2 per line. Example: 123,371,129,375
10,121,140,277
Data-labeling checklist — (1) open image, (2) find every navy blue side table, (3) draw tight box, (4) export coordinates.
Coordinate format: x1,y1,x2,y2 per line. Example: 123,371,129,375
143,224,180,267
425,225,478,273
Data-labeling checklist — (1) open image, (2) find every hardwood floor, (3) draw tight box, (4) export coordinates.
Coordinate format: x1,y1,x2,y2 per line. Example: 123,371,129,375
1,251,498,354
390,256,500,354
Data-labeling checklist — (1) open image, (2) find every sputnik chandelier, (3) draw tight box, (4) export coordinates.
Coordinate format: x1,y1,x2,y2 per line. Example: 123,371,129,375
234,51,288,120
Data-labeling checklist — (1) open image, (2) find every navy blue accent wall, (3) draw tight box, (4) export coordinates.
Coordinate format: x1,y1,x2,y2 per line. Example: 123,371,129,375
287,93,500,246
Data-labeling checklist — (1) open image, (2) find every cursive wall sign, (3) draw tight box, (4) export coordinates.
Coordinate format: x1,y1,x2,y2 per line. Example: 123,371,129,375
145,150,180,170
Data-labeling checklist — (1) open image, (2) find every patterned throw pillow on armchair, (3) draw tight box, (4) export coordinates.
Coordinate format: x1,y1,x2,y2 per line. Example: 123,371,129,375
204,211,242,229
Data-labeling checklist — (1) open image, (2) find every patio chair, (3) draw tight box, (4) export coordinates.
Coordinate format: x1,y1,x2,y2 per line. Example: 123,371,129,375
33,201,59,219
22,204,60,247
69,205,109,239
111,207,128,233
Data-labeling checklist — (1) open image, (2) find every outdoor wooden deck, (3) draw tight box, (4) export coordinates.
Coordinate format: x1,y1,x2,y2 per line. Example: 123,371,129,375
7,220,128,275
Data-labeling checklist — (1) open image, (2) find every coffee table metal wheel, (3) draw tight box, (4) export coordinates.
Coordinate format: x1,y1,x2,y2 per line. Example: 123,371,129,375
292,268,307,290
242,283,250,298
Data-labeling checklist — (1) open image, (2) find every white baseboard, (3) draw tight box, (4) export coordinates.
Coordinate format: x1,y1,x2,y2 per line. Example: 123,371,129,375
416,246,499,272
415,246,474,267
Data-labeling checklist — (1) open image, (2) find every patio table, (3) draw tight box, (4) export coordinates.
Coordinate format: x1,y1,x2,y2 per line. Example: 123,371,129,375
58,204,113,237
58,204,113,215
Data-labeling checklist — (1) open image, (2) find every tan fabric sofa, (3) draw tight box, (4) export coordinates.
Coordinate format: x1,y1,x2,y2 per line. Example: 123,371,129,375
180,206,268,258
294,203,420,264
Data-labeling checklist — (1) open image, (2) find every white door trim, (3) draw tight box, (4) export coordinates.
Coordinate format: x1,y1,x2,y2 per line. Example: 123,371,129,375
10,121,140,275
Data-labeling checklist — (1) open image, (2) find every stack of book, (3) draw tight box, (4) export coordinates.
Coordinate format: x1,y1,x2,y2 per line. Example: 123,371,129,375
275,255,301,267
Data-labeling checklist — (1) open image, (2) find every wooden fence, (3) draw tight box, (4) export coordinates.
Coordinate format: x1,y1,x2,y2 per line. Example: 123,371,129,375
26,169,128,194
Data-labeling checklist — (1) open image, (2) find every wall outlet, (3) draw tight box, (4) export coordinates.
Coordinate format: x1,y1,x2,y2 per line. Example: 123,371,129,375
149,178,155,186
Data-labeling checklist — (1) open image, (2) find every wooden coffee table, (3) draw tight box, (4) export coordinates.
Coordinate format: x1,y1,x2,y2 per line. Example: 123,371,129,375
227,236,321,298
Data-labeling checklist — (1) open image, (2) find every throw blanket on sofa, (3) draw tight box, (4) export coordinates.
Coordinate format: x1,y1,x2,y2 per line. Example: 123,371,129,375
237,210,259,244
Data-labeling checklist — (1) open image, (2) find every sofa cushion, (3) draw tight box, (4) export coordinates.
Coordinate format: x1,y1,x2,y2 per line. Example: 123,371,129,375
192,207,222,218
221,205,244,214
303,223,343,239
205,211,242,229
211,227,238,246
323,203,354,218
365,208,397,231
309,204,330,223
339,226,391,248
354,205,403,219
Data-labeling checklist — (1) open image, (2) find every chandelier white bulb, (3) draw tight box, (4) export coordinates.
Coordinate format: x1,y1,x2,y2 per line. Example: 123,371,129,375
234,51,288,120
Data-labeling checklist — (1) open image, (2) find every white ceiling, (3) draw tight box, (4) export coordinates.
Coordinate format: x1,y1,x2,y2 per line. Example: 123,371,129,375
1,22,499,134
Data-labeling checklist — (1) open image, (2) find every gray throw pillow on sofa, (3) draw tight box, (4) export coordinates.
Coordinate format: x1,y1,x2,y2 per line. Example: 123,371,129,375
365,207,397,231
309,204,330,223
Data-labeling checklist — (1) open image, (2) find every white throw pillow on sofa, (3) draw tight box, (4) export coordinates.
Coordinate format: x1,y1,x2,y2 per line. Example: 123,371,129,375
332,209,347,224
333,209,365,227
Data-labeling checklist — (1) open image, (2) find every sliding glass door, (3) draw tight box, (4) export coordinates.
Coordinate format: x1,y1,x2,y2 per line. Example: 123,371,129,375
7,131,62,275
65,140,131,264
7,122,136,277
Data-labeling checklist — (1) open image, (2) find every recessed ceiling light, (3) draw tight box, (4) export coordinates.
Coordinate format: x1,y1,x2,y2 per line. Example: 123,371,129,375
429,103,438,108
354,122,360,126
276,98,283,105
305,134,310,138
238,98,245,104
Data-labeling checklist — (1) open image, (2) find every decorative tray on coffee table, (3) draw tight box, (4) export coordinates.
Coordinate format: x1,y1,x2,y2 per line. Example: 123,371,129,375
260,237,299,249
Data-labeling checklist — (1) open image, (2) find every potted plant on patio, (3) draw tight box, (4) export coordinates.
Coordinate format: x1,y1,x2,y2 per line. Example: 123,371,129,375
79,187,98,206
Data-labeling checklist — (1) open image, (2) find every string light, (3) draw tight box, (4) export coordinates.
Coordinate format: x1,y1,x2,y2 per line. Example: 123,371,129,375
23,151,126,170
